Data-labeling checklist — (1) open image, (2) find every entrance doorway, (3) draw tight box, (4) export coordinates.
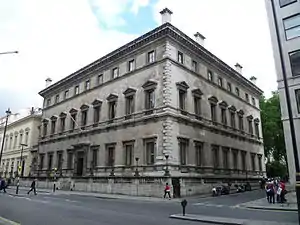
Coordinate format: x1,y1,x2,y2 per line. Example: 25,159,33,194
76,152,84,176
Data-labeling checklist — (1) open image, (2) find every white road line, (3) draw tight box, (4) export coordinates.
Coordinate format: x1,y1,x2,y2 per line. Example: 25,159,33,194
65,199,78,203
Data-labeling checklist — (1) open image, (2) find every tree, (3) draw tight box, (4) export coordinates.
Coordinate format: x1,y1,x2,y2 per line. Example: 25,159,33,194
260,91,288,176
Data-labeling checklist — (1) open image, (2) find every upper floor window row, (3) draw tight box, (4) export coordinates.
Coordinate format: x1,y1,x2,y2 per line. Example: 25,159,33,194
283,13,300,40
279,0,297,7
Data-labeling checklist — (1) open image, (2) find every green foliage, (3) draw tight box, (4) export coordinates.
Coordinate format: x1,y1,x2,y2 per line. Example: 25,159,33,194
266,161,287,178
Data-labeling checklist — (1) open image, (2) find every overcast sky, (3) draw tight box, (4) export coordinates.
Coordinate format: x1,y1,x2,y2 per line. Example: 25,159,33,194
0,0,277,115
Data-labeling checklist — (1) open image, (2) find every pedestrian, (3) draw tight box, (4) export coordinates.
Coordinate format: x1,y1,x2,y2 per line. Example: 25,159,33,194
266,181,275,204
0,178,6,193
163,183,171,199
27,178,37,195
279,180,286,203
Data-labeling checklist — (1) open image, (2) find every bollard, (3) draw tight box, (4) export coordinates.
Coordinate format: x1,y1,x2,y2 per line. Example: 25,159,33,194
53,182,56,193
181,199,188,216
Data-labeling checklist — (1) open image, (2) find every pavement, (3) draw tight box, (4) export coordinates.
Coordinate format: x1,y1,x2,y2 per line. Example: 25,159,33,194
0,188,297,225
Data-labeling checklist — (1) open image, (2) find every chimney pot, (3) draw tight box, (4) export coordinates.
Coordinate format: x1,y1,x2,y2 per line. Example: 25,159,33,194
250,76,257,85
45,78,52,88
194,32,206,46
234,63,243,74
160,8,173,24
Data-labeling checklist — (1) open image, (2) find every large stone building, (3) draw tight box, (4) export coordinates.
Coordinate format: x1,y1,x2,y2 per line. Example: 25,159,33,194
36,9,265,196
265,0,300,184
0,108,41,179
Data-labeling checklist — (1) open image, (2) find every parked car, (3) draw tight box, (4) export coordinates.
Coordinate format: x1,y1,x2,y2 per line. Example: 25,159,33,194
212,185,230,196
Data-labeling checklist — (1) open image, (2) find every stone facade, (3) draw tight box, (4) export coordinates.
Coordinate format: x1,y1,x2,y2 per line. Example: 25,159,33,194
265,0,300,184
36,12,265,196
0,108,41,179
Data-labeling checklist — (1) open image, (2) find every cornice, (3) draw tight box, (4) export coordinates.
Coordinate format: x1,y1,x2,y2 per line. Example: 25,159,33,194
0,114,41,131
39,23,262,98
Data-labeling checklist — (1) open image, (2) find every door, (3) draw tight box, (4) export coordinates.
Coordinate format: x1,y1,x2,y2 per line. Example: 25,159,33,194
172,178,181,198
76,152,84,176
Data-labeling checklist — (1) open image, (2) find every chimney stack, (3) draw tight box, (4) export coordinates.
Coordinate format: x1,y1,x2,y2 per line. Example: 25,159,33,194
250,76,257,85
234,63,243,74
194,32,206,46
45,78,52,88
160,8,173,24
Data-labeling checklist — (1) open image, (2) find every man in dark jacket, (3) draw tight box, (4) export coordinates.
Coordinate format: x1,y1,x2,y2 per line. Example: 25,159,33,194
27,178,37,195
0,178,6,193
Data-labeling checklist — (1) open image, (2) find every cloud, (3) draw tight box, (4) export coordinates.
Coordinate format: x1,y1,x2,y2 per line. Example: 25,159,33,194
153,0,277,97
130,0,151,14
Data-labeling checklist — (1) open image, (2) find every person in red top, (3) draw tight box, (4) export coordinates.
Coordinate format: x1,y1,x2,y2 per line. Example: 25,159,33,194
164,183,171,199
279,180,286,203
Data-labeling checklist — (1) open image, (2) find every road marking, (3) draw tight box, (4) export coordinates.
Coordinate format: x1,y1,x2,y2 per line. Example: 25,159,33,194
65,199,78,203
0,216,20,225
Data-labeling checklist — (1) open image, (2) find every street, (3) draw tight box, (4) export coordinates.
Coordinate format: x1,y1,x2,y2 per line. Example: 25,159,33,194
0,189,297,225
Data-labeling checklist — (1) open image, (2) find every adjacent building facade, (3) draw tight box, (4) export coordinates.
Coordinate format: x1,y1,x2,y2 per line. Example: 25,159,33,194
0,108,42,179
265,0,300,184
36,9,265,194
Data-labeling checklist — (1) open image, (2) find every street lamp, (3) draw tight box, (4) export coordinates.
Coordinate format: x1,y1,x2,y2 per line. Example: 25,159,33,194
134,157,140,177
16,143,27,194
269,0,300,223
0,108,12,167
164,154,170,177
0,51,18,55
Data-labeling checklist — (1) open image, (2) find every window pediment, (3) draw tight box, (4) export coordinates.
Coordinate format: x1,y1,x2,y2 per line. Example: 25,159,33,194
19,129,24,134
69,108,78,114
228,105,236,112
42,118,49,123
123,87,137,96
254,118,260,124
106,93,118,101
237,109,244,116
142,80,157,89
14,131,18,135
208,95,218,104
50,115,58,121
92,99,102,106
247,115,254,121
219,100,228,108
59,112,67,118
9,133,13,137
80,104,89,111
191,88,203,97
176,81,189,90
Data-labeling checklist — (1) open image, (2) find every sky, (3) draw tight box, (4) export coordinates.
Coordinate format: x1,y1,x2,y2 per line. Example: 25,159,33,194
0,0,277,116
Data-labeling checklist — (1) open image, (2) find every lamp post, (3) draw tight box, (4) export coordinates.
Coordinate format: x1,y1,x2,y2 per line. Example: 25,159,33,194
134,157,140,177
164,154,170,176
0,51,18,55
16,143,27,194
0,108,12,167
269,0,300,223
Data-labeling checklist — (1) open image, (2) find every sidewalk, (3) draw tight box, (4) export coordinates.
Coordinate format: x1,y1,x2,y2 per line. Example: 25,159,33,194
6,186,181,203
239,192,297,211
170,214,297,225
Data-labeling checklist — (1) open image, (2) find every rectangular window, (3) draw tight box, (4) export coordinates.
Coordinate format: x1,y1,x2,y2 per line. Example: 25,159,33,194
192,60,198,72
230,112,236,128
125,95,135,116
280,0,297,7
208,70,213,81
248,120,253,135
75,86,79,95
227,82,232,92
179,140,188,165
93,106,101,124
108,101,116,120
218,77,223,87
252,97,256,106
147,50,155,63
47,99,51,107
128,59,135,72
60,117,65,132
211,104,217,122
51,120,56,134
85,80,90,91
9,137,12,149
177,51,183,64
255,123,260,137
290,50,300,76
235,87,240,97
98,74,103,85
55,95,59,103
19,133,23,146
43,123,48,137
212,145,219,168
251,154,256,171
245,93,249,102
112,67,119,79
64,90,69,99
25,132,29,145
67,152,73,169
47,154,53,170
81,110,88,126
39,154,45,169
222,147,229,169
70,114,76,130
258,155,262,171
178,90,186,111
195,142,203,166
241,152,246,171
14,135,17,148
221,108,227,125
145,141,155,165
295,89,300,113
239,116,244,131
106,146,115,167
124,143,133,166
92,148,98,168
283,14,300,40
145,89,155,110
232,150,238,170
194,96,201,116
57,152,63,170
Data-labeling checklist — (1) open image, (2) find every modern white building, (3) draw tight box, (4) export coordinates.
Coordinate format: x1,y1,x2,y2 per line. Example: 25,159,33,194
265,0,300,184
0,108,42,179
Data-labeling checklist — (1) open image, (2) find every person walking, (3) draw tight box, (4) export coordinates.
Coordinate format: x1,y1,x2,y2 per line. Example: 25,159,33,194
27,178,37,195
0,178,7,193
266,181,275,204
163,183,171,199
